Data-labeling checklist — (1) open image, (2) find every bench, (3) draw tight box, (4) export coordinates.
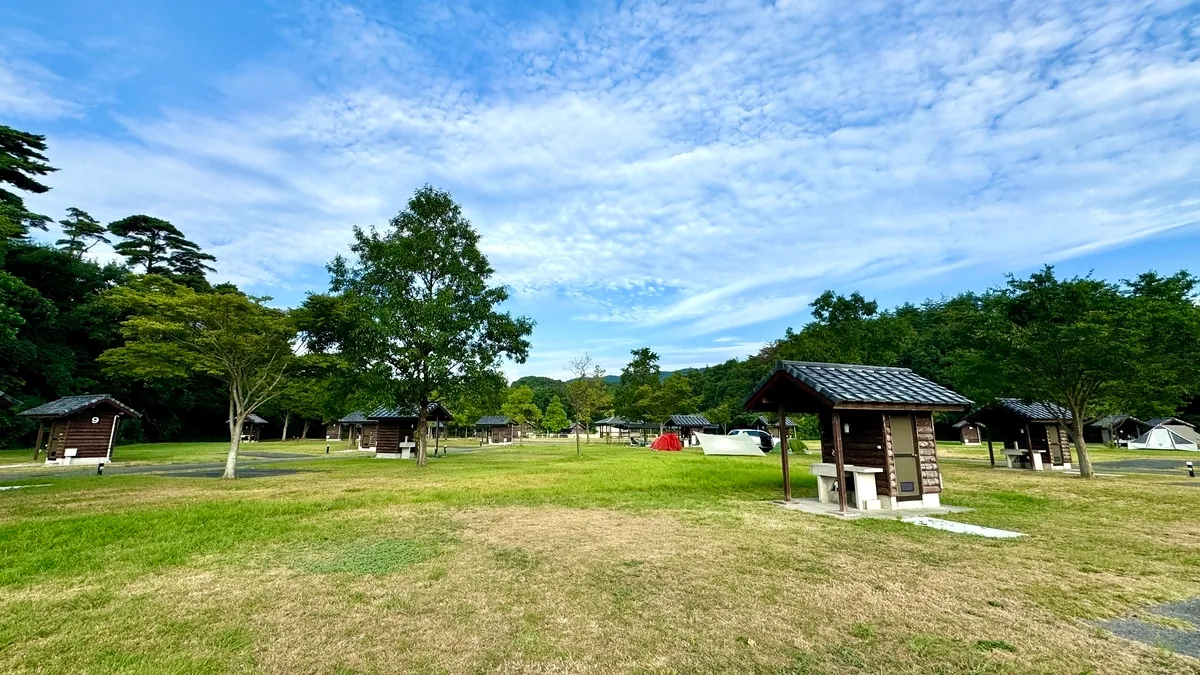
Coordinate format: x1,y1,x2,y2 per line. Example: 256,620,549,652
1002,448,1043,470
810,463,883,510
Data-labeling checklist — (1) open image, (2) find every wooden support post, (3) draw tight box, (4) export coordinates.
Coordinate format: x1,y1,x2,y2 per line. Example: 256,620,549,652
778,404,791,502
32,422,44,461
831,410,849,514
984,424,995,468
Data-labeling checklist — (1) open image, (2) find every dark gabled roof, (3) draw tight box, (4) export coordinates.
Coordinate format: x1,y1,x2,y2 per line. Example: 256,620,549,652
246,413,268,425
18,394,142,420
952,419,978,428
667,414,713,427
476,415,511,426
339,411,370,423
1146,417,1193,428
1089,414,1143,429
0,391,16,409
994,398,1072,421
371,403,452,421
596,415,626,425
747,361,972,410
622,421,659,430
756,415,798,428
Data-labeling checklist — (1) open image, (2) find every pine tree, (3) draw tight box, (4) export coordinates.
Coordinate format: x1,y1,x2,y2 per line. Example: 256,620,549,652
56,208,109,257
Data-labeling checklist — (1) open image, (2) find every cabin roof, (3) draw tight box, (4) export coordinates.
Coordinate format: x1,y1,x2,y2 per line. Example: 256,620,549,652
246,413,268,425
667,414,713,427
1089,414,1143,428
1146,417,1193,428
17,394,142,420
370,403,452,422
475,415,511,426
339,411,370,423
596,415,626,425
744,361,972,412
994,398,1072,421
755,415,798,427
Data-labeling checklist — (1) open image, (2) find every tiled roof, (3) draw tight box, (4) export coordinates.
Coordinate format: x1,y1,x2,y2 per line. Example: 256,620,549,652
764,361,972,408
371,403,452,421
995,398,1072,421
756,415,798,427
952,419,978,428
667,414,713,427
1146,417,1192,428
339,411,370,423
1089,414,1140,428
476,415,511,426
246,413,268,425
596,415,626,425
18,394,141,419
0,391,15,409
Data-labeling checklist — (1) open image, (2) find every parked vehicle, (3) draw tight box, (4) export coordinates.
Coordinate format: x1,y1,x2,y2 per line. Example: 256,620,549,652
727,429,773,452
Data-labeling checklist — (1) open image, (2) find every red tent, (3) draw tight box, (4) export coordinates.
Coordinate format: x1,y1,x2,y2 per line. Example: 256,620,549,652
650,433,683,451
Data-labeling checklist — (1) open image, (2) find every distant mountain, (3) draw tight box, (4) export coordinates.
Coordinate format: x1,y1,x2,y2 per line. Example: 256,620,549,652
589,368,706,385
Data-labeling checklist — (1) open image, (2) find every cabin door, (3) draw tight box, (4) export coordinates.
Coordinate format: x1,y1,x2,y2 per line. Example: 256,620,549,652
890,415,921,498
46,421,69,460
1046,425,1063,465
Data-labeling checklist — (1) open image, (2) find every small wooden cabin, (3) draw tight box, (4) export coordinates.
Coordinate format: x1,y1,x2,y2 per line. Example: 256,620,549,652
337,411,378,450
744,361,972,512
664,414,715,446
953,419,982,445
476,416,513,444
325,422,341,441
968,398,1073,470
1085,415,1150,446
370,404,453,458
240,413,267,442
18,394,142,465
752,416,797,435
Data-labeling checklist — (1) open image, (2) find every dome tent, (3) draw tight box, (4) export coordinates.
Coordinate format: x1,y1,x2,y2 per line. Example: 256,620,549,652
650,433,683,451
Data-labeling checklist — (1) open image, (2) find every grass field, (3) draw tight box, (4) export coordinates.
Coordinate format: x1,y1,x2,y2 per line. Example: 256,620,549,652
1,440,1198,673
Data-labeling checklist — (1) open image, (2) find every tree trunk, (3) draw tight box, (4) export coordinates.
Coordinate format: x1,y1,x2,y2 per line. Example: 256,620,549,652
301,420,310,439
1070,414,1093,478
281,410,291,441
575,425,581,457
417,401,429,467
225,415,244,479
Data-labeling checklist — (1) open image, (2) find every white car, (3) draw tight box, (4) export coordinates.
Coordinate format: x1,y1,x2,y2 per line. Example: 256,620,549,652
727,429,774,452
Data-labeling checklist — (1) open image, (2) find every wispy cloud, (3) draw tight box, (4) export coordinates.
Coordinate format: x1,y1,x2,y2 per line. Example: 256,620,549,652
9,0,1200,374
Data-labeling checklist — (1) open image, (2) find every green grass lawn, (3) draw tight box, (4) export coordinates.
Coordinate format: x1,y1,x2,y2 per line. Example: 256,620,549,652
1,441,1198,673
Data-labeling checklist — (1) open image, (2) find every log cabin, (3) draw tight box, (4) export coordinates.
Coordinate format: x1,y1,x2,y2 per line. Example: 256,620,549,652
475,416,513,444
953,419,982,445
242,413,267,442
18,394,142,465
968,398,1073,470
371,403,452,458
743,361,972,513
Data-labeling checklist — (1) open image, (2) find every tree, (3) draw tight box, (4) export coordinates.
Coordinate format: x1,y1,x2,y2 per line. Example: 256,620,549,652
108,215,216,286
541,396,570,436
614,348,660,420
0,125,55,240
565,353,612,454
99,277,296,478
642,373,699,434
56,208,109,257
314,185,533,466
980,267,1135,478
502,385,542,444
704,401,732,433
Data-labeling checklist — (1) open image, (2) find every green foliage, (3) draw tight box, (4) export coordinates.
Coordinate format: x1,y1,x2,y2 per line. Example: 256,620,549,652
502,385,542,438
703,402,732,432
55,207,108,257
541,396,570,434
314,185,533,464
565,353,612,449
0,125,55,240
614,348,660,420
641,373,699,428
108,215,216,288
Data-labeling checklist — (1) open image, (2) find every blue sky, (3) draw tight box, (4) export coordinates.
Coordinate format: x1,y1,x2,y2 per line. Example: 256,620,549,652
3,0,1199,379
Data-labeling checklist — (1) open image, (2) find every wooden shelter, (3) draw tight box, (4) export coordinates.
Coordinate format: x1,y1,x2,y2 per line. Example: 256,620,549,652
664,414,715,446
1085,415,1150,446
370,404,453,458
752,416,798,434
953,419,982,445
240,413,267,442
743,361,972,513
475,415,513,445
967,398,1073,471
337,411,378,450
325,422,342,441
18,394,142,465
596,415,627,440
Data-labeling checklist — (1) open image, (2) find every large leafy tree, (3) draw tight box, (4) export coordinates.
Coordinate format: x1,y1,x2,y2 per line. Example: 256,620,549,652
314,185,533,466
100,277,297,478
501,385,542,444
641,373,699,434
56,208,109,258
614,348,660,420
541,396,570,435
108,215,216,287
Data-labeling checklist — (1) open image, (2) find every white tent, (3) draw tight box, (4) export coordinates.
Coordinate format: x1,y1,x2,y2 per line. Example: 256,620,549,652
695,432,765,456
1128,426,1199,450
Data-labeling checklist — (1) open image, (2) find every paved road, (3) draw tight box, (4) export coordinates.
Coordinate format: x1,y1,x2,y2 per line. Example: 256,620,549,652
1098,597,1200,659
0,445,485,482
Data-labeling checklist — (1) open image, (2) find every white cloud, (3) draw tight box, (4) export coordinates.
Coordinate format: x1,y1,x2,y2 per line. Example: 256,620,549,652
15,0,1200,366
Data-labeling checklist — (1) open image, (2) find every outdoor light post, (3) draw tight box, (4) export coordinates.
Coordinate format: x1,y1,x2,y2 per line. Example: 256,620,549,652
1188,461,1194,478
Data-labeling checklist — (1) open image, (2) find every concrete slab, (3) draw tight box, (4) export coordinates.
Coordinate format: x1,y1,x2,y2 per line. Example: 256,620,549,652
1094,458,1198,475
776,498,970,520
1097,597,1200,660
901,516,1025,538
